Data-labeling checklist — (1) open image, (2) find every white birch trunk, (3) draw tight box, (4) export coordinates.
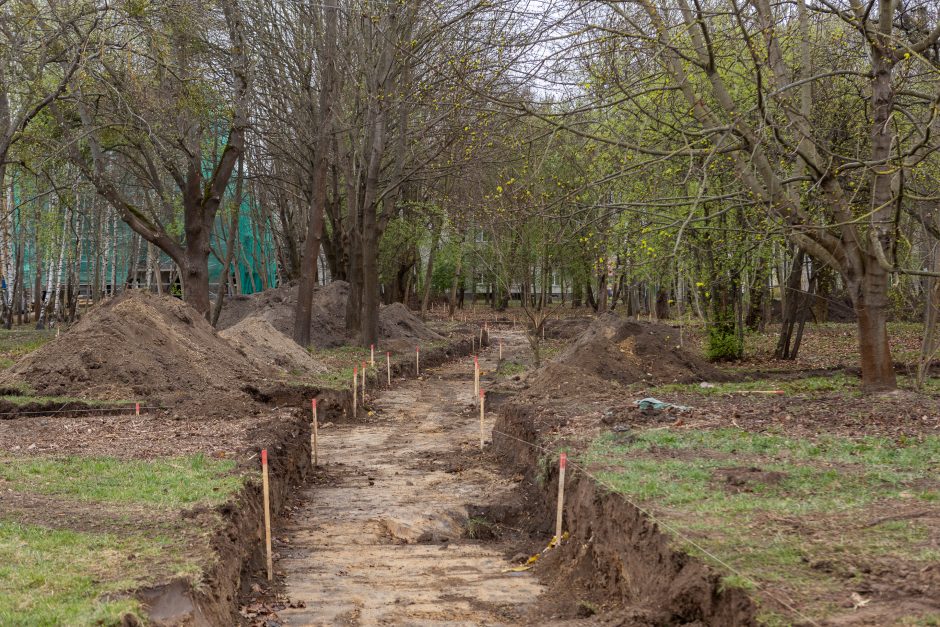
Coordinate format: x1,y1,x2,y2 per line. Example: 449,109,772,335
51,207,70,322
145,241,154,290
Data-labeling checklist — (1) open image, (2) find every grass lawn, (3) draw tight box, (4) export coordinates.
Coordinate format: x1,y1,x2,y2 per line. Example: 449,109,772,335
0,453,245,625
580,427,940,624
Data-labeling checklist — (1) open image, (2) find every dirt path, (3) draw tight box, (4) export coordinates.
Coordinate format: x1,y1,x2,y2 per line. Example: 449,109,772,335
278,343,544,626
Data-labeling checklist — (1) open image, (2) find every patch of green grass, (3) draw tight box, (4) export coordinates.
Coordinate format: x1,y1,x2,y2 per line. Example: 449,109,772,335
719,574,756,593
464,516,496,540
0,521,200,625
0,454,243,508
0,329,55,361
496,360,527,376
582,428,940,622
654,373,860,397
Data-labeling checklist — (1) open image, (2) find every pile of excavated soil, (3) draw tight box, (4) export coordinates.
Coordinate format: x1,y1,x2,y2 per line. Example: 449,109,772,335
0,291,270,416
220,316,326,377
526,314,726,397
218,281,443,348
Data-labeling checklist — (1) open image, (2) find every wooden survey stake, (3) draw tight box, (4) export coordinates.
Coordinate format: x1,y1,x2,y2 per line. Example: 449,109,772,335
479,390,485,450
386,351,391,386
555,452,567,544
415,346,420,376
261,449,273,580
353,365,358,419
311,399,318,466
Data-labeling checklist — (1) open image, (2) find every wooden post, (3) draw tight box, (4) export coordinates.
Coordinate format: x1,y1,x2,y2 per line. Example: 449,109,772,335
499,339,503,361
311,399,319,466
353,365,358,419
362,361,367,399
370,344,375,367
479,389,485,450
386,351,391,386
261,449,273,580
415,346,420,376
135,402,140,416
479,325,484,347
555,452,567,545
474,356,479,397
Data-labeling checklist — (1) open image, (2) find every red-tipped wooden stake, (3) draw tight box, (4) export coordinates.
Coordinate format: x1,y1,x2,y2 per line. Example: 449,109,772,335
555,452,567,545
261,449,273,580
311,399,319,466
135,402,140,416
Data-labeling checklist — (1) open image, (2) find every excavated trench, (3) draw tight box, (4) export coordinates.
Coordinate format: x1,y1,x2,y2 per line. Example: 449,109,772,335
203,333,759,625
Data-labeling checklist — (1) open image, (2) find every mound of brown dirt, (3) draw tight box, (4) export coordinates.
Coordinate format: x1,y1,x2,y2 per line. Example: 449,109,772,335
527,314,726,396
220,316,326,377
218,281,442,348
0,291,270,416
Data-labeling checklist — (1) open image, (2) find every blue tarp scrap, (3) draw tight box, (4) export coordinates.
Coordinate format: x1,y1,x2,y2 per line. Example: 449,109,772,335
634,397,692,412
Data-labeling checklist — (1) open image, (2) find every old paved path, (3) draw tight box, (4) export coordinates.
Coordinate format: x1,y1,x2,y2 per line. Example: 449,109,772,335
278,342,543,626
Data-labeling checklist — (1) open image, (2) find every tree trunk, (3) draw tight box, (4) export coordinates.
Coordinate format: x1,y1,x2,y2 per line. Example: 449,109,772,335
212,158,244,328
448,243,463,319
775,247,805,359
850,264,897,392
292,2,336,346
420,219,442,318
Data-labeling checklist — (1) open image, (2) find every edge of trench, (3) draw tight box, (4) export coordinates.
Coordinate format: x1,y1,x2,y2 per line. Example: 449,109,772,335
131,337,480,626
492,400,760,626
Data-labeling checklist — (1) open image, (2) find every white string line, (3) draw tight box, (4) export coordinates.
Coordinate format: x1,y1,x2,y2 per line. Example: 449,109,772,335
489,425,821,626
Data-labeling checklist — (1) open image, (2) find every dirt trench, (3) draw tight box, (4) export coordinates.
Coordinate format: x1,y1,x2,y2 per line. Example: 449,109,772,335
275,347,544,625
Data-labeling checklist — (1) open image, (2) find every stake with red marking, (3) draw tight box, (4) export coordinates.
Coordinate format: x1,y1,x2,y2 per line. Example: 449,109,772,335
135,402,140,416
261,449,273,580
311,399,319,466
555,452,567,545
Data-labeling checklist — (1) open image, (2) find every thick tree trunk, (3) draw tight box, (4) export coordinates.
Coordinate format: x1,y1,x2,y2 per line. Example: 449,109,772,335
448,244,463,319
420,220,442,318
850,264,897,392
293,6,335,345
181,212,212,316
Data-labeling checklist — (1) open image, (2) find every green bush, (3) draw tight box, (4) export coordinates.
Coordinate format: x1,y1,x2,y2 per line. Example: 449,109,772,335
707,323,743,361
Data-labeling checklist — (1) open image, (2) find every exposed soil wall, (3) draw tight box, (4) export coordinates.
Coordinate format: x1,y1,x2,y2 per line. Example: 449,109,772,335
138,336,479,625
135,411,315,626
493,402,758,626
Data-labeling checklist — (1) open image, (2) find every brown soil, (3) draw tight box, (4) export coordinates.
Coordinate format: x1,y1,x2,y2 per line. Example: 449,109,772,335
218,281,443,348
492,363,757,625
526,314,727,403
0,291,272,417
220,316,326,376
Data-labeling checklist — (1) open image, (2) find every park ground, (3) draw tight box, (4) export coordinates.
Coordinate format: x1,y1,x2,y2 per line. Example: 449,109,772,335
0,295,937,626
